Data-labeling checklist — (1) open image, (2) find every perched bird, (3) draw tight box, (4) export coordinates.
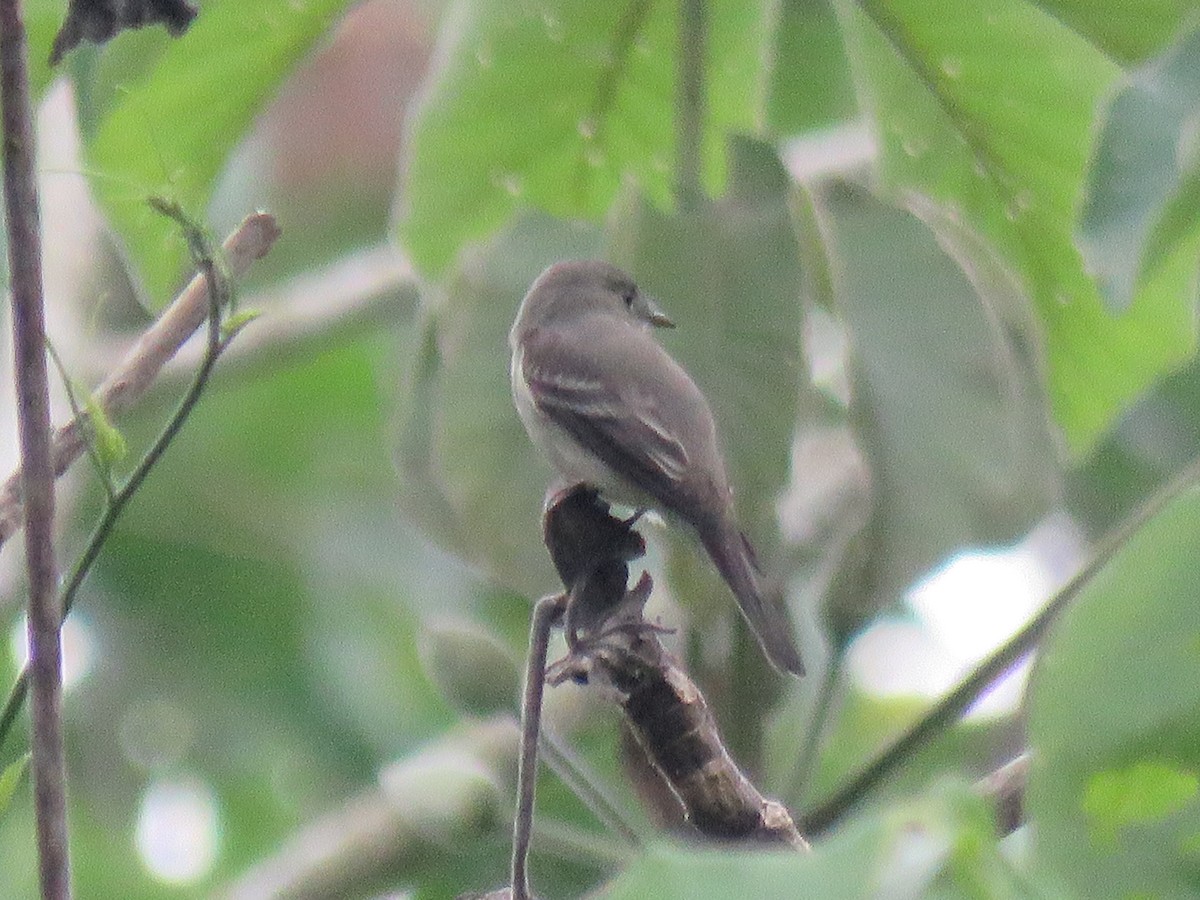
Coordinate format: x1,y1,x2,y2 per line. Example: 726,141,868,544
509,260,804,675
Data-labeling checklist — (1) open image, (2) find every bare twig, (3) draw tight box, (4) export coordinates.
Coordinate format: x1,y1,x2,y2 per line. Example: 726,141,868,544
90,243,417,381
542,487,807,849
800,456,1200,834
0,212,280,551
510,594,565,900
1,0,69,892
0,209,270,756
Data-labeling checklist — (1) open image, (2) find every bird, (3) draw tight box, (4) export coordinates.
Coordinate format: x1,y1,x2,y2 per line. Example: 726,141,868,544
509,259,804,676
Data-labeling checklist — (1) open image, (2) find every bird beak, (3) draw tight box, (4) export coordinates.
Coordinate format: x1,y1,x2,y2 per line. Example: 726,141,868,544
642,295,674,329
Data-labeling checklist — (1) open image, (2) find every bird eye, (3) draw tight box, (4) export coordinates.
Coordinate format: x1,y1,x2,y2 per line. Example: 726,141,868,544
622,290,635,308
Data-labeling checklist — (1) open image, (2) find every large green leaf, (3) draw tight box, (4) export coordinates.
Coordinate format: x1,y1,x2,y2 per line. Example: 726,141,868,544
83,0,357,306
835,0,1197,454
766,0,857,136
1027,485,1200,898
1077,24,1200,313
1029,0,1199,65
816,182,1058,623
393,212,602,595
612,138,807,562
398,0,774,274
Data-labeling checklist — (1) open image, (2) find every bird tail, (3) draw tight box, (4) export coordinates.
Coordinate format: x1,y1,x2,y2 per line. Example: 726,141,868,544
697,520,805,676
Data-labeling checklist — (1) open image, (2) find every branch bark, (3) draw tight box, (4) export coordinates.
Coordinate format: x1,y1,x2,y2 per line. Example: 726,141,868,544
2,0,68,892
542,486,807,849
0,212,281,551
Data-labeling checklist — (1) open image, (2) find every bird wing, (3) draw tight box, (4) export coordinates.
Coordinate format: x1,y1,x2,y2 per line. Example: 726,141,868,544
520,319,702,502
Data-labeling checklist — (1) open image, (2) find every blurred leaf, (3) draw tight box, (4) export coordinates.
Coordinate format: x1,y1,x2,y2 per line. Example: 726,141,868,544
600,783,1033,898
817,183,1058,621
612,137,809,572
83,0,357,305
835,0,1197,453
393,212,601,596
1028,485,1200,898
399,0,775,273
793,684,1018,817
1077,24,1200,313
0,754,28,818
419,619,521,718
1025,0,1198,65
27,1,63,101
85,392,128,468
766,0,857,135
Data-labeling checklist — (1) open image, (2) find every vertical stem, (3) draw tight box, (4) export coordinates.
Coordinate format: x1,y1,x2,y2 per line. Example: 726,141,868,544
676,0,706,210
511,594,563,900
1,0,70,896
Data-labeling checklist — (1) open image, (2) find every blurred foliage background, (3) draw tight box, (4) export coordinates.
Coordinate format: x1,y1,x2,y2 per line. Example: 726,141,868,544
2,0,1200,897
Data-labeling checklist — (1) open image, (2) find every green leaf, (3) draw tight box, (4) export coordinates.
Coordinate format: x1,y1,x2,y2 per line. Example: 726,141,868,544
835,0,1197,454
816,182,1058,622
612,138,808,561
1077,24,1200,313
1082,761,1199,847
27,1,64,101
419,619,521,718
221,307,262,340
766,0,857,135
1024,0,1199,65
393,212,602,595
85,392,128,469
83,0,357,306
599,783,1036,899
1027,485,1200,898
399,0,775,274
0,754,29,818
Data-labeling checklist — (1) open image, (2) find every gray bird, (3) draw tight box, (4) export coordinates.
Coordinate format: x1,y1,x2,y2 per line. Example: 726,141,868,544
509,259,804,675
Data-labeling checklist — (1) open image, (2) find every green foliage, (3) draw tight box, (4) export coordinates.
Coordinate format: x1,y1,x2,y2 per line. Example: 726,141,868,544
1077,24,1200,313
80,0,359,305
816,182,1057,619
1028,486,1200,899
835,0,1196,454
4,0,1200,898
399,0,775,273
0,754,28,819
84,393,128,470
602,783,1042,898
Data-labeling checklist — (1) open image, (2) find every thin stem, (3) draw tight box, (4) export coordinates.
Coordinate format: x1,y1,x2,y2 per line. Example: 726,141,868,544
0,220,242,756
1,0,69,893
539,731,643,847
0,212,279,552
786,651,843,804
801,456,1200,833
511,594,564,900
44,340,115,502
676,0,706,210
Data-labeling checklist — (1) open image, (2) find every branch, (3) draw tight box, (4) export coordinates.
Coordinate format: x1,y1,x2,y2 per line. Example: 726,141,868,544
0,211,273,756
543,487,807,849
510,593,565,900
800,455,1200,834
2,0,69,892
0,212,281,552
87,243,416,382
